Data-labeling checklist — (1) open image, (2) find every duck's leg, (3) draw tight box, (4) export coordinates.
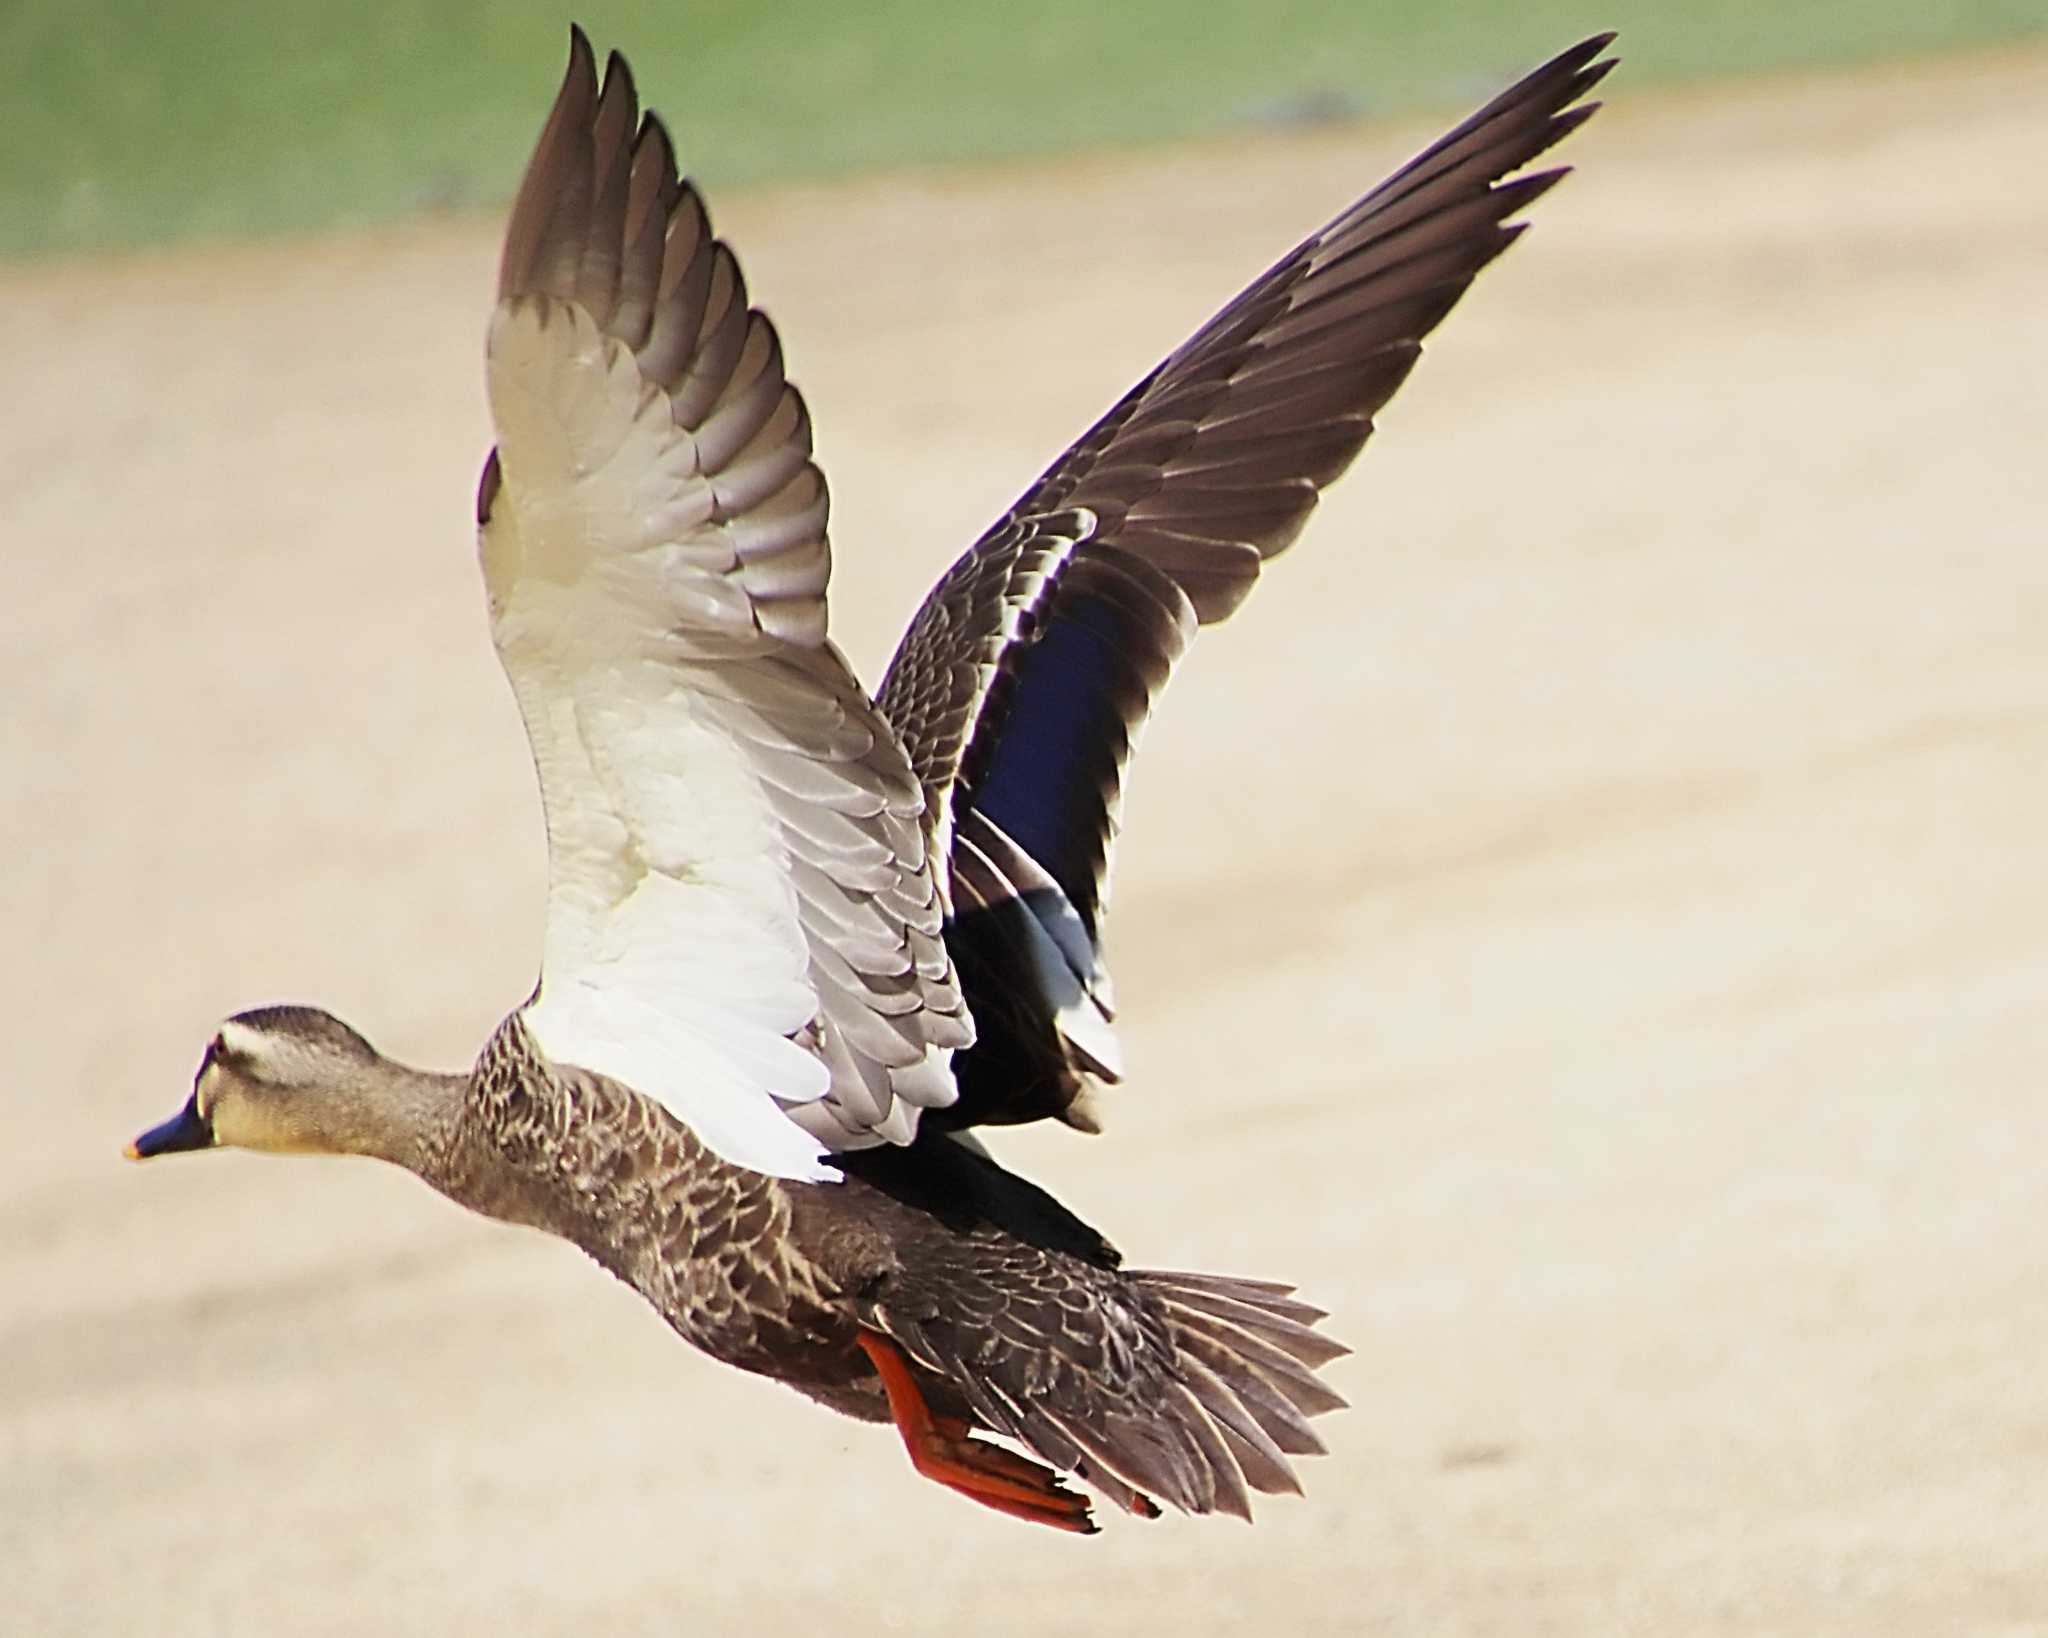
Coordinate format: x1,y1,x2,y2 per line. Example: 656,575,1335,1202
854,1331,1098,1534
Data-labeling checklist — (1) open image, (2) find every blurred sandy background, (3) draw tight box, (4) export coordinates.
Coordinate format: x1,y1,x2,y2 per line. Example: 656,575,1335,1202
6,38,2048,1637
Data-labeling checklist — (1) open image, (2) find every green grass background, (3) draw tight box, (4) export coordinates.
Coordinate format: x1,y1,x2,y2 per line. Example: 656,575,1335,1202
6,0,2044,256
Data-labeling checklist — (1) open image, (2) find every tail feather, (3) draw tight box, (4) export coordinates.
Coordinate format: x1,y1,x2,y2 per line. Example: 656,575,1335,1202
1144,1268,1334,1325
1168,1324,1330,1457
1098,1268,1349,1515
1143,1272,1352,1424
1162,1378,1250,1518
1178,1353,1304,1496
1042,1397,1209,1514
1134,1269,1301,1297
1152,1280,1351,1365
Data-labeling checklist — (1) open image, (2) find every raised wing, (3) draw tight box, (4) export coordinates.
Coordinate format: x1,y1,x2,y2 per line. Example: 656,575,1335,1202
880,35,1615,1132
482,30,970,1180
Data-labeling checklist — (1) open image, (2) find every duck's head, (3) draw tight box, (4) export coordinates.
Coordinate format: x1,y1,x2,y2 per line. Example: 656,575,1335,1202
127,1006,386,1161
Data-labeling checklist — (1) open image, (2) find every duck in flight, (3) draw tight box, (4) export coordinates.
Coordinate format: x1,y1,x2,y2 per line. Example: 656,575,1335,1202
129,28,1612,1532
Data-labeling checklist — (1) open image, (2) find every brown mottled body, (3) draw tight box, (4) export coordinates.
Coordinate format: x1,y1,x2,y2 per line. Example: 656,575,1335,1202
447,1016,1313,1485
448,1018,878,1414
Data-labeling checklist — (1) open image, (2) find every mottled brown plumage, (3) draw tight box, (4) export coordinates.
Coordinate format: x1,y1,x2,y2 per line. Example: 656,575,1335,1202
130,27,1613,1533
455,1013,1345,1525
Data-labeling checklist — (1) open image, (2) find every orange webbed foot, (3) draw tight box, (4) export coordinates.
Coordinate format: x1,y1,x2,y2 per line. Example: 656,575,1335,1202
855,1331,1099,1534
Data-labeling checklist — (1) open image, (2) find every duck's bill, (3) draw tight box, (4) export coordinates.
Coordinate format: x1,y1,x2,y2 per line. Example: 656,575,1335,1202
125,1094,214,1160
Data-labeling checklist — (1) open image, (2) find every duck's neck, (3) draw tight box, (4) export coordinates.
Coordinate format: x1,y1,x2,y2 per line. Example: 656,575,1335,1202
326,1058,471,1175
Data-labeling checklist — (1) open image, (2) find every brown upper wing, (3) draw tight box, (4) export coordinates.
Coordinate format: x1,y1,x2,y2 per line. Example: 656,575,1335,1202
879,35,1616,1131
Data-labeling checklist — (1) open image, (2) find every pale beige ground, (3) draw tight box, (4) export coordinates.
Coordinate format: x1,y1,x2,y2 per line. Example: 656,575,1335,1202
5,43,2047,1637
